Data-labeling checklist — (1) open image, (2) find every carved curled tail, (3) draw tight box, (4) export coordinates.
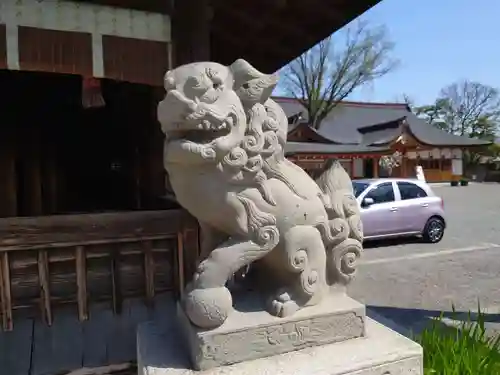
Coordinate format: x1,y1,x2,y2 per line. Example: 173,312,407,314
315,159,353,218
315,217,362,284
328,238,362,284
314,159,364,285
343,193,363,243
314,159,363,238
283,226,326,298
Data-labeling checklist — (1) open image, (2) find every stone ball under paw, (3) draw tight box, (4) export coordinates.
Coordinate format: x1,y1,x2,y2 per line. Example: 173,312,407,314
183,287,233,329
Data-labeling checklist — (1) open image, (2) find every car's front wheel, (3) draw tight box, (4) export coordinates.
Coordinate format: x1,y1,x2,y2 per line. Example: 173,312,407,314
422,217,445,243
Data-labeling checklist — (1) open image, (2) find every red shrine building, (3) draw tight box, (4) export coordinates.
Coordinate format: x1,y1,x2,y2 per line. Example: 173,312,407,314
277,97,490,182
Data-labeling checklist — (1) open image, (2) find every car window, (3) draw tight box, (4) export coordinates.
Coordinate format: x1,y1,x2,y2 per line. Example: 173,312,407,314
365,182,395,204
352,181,370,198
397,182,427,200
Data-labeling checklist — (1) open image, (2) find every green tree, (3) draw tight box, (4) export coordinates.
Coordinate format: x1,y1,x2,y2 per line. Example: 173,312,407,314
477,137,500,161
414,99,450,132
415,81,500,166
487,142,500,157
415,81,500,139
281,21,398,129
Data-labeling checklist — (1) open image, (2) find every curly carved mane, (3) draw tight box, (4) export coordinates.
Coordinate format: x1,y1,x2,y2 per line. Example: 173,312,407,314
209,101,280,206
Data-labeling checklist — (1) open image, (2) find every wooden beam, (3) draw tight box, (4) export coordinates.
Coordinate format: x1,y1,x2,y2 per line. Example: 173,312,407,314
69,0,171,14
0,210,192,249
134,146,142,210
110,249,122,314
175,231,185,299
143,240,155,307
38,250,53,326
0,252,13,331
75,245,89,321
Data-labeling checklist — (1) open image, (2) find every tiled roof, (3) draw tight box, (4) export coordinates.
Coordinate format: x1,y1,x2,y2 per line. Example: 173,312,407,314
404,114,490,146
359,123,402,146
273,97,492,147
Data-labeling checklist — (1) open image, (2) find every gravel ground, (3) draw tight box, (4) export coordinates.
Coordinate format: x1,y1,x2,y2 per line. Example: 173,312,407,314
348,183,500,333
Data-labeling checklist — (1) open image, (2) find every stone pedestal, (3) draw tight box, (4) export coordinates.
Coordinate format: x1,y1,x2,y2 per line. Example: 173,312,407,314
137,294,423,375
178,294,366,370
138,316,423,375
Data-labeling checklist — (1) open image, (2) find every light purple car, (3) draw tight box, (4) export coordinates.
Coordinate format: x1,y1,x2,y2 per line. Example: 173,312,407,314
352,178,446,243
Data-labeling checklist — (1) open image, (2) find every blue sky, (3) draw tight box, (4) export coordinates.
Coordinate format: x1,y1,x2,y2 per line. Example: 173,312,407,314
323,0,500,105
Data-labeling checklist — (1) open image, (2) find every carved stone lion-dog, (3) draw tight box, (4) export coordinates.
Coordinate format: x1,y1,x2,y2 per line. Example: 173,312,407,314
158,60,363,329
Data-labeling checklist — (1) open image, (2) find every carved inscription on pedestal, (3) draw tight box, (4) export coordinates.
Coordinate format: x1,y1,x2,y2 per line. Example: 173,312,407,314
194,311,365,370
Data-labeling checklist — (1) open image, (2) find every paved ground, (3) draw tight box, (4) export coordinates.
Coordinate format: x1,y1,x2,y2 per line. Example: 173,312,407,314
347,182,500,334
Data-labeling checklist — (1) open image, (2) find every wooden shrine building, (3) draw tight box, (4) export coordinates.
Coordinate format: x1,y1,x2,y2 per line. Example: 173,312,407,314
278,97,491,182
0,1,382,374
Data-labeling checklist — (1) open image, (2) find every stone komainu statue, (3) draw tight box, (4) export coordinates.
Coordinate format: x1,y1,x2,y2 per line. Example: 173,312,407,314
158,59,363,329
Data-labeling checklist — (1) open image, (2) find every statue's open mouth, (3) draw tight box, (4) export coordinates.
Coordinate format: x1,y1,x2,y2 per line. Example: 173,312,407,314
160,87,235,144
167,121,231,144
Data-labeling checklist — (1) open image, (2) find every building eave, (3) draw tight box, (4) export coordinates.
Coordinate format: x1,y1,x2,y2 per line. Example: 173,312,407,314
285,141,390,155
402,115,493,148
211,0,383,72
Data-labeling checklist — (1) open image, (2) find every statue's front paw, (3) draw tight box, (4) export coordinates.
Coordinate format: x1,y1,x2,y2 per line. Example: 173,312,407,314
267,290,299,318
183,287,233,329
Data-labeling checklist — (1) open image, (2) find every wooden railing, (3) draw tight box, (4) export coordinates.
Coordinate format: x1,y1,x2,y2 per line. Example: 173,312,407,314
0,210,200,331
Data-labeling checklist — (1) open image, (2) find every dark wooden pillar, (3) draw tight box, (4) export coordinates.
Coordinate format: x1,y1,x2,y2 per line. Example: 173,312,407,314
0,131,17,217
171,0,212,66
372,157,379,178
24,131,43,216
41,153,58,215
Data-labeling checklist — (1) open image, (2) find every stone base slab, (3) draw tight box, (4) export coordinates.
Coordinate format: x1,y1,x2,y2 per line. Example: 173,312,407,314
178,294,366,370
137,316,423,375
